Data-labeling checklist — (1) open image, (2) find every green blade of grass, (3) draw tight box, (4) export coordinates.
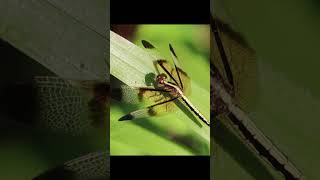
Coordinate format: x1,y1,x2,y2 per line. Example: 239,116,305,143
110,31,155,87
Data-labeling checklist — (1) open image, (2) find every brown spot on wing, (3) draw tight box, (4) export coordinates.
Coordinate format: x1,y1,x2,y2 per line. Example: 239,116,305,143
88,82,109,128
142,40,155,49
211,17,254,51
169,43,178,57
148,108,158,116
138,87,169,102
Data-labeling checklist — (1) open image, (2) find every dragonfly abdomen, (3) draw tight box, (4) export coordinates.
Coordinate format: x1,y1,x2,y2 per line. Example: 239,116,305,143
227,110,306,180
181,95,209,126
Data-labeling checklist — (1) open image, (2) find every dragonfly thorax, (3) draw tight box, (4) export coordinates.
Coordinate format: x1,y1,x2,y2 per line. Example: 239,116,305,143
155,73,183,97
212,69,234,118
156,73,167,86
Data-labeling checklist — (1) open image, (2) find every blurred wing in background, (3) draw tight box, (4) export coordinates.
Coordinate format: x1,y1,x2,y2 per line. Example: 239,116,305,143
33,76,109,135
33,151,109,180
211,18,257,113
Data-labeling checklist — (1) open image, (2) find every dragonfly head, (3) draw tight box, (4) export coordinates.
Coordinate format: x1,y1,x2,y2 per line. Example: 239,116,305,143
156,73,167,86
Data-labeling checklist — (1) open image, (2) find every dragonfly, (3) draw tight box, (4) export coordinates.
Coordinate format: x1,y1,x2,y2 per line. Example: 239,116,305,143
211,17,306,180
116,40,210,126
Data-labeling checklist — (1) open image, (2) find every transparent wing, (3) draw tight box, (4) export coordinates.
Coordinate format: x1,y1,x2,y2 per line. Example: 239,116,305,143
112,85,170,105
211,18,257,112
112,85,179,120
119,97,179,121
169,43,184,89
34,76,108,135
141,40,165,61
33,151,109,180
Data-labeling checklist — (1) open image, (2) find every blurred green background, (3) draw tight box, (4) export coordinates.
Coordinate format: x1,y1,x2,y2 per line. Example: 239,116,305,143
110,25,210,155
212,0,320,179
